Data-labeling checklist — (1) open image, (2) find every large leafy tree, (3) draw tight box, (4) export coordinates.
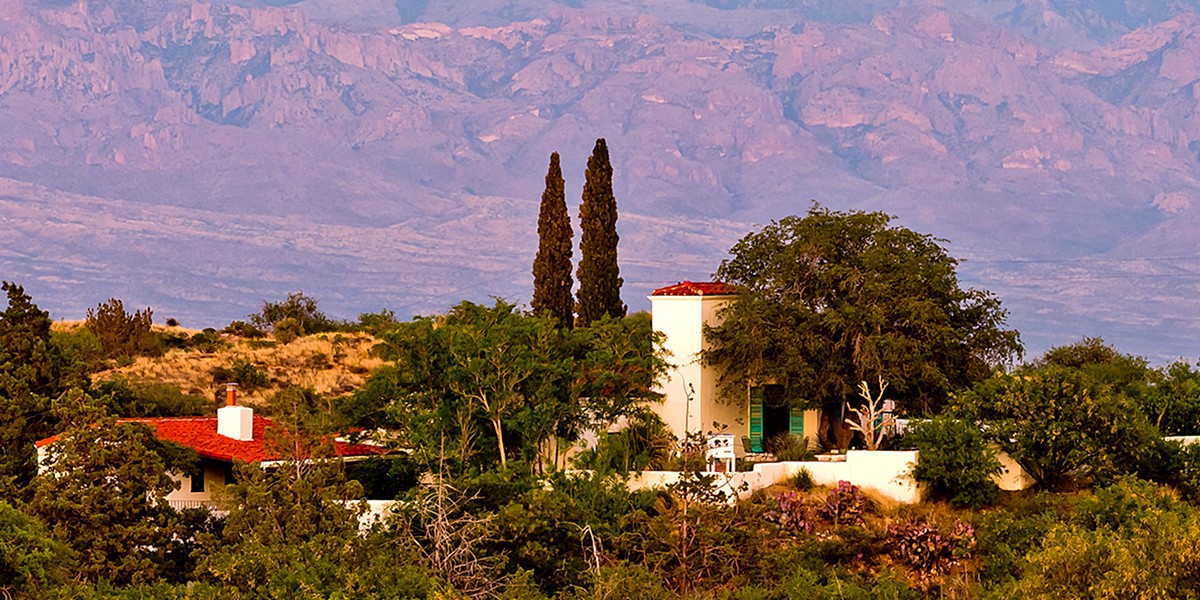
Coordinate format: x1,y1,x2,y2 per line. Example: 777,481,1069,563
951,365,1158,490
359,301,566,471
574,313,668,433
532,151,575,330
197,388,376,595
347,301,665,475
26,390,190,585
0,282,73,498
576,138,626,327
703,205,1022,421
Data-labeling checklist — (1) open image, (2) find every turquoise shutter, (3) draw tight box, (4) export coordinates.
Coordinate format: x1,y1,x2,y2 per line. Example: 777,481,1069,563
749,387,764,452
789,406,805,437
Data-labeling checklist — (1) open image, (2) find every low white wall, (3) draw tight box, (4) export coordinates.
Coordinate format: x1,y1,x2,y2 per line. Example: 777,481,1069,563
994,450,1036,491
1166,436,1200,445
628,450,923,504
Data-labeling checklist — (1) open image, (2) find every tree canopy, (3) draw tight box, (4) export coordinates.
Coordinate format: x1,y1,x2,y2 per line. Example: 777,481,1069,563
576,138,626,327
346,300,666,475
703,205,1022,416
532,151,574,329
0,282,75,498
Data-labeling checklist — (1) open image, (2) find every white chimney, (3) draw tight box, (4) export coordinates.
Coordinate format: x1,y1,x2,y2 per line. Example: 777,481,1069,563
217,383,253,441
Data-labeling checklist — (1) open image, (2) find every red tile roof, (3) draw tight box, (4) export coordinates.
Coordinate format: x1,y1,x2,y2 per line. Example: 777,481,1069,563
36,415,384,464
651,281,739,296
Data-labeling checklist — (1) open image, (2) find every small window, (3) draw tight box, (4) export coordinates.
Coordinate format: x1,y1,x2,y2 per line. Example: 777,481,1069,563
190,470,205,493
223,463,236,485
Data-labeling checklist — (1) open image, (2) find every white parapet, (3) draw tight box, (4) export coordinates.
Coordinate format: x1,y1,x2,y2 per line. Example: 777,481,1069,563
626,450,925,504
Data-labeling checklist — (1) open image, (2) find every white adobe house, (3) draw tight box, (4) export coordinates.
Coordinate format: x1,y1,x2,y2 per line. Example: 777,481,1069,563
649,281,821,457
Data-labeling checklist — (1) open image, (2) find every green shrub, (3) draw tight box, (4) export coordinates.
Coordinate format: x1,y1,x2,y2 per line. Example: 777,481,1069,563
1006,480,1200,598
274,317,303,344
0,501,69,596
974,492,1071,590
94,378,210,417
85,298,161,360
906,417,1002,508
189,328,227,353
573,414,674,474
210,358,271,392
1168,442,1200,503
159,330,190,351
52,328,106,375
557,562,671,600
953,364,1162,490
768,434,816,461
792,468,815,491
250,292,346,337
223,321,265,339
356,309,400,335
1141,360,1200,436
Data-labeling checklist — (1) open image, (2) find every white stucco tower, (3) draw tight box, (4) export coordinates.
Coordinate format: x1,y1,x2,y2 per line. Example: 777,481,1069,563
649,281,743,443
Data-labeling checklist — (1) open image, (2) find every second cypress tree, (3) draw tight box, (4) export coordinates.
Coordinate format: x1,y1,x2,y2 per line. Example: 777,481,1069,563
576,138,626,327
531,152,574,329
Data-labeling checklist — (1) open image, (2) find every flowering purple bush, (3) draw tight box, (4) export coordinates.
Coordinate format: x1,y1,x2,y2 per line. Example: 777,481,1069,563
821,481,867,525
765,491,815,533
888,518,977,578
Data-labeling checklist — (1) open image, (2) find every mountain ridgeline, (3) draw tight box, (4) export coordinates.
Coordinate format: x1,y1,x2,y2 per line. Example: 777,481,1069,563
2,0,1200,359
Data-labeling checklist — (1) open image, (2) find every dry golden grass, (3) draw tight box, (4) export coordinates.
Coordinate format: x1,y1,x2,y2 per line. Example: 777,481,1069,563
92,329,384,405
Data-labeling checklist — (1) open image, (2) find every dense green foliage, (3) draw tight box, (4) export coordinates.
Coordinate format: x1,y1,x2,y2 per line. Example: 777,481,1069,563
93,377,211,418
27,390,190,585
0,500,67,597
532,151,575,330
209,358,271,393
575,138,626,328
0,282,76,498
347,300,667,476
952,339,1165,490
1002,479,1200,598
906,417,1002,508
249,291,345,340
703,205,1023,432
85,298,161,361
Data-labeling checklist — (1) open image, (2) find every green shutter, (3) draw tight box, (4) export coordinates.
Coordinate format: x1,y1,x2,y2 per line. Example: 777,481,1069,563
789,407,805,437
749,387,764,452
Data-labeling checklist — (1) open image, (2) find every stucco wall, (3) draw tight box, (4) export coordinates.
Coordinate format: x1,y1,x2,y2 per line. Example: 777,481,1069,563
994,449,1036,491
166,462,230,509
628,450,924,504
650,294,742,442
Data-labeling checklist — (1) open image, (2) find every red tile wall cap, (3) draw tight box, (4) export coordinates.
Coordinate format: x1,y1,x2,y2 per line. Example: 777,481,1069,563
650,281,739,296
34,416,384,464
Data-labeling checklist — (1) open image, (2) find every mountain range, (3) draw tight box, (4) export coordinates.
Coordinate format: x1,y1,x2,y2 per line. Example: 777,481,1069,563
3,0,1200,362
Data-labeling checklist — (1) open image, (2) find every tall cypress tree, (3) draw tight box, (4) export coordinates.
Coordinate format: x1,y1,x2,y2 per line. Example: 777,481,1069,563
531,152,574,329
576,138,626,327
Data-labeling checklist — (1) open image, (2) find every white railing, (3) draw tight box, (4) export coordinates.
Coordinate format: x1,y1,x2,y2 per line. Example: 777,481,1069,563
168,499,225,511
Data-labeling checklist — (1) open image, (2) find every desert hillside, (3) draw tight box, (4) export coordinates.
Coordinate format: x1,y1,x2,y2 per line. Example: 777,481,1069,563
56,322,385,405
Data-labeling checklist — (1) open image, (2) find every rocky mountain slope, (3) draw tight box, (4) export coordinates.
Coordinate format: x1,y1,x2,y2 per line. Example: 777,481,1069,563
3,0,1200,361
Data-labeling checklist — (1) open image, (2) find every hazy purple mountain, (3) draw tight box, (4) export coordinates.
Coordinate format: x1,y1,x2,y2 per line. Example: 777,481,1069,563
3,0,1200,362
